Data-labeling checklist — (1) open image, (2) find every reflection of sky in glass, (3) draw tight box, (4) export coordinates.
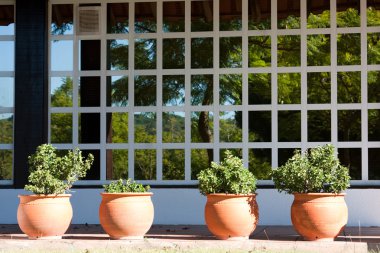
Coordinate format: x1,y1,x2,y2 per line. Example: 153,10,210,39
220,111,237,120
51,41,73,71
51,23,73,35
0,78,13,107
51,77,67,95
0,42,14,71
109,40,129,70
0,23,14,35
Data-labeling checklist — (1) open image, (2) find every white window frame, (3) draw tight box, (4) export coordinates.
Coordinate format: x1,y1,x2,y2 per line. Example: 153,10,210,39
48,0,380,186
0,0,15,185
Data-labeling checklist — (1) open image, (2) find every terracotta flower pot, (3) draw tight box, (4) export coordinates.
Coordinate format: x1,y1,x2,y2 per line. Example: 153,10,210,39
291,193,348,241
205,193,259,240
99,192,154,239
17,194,73,239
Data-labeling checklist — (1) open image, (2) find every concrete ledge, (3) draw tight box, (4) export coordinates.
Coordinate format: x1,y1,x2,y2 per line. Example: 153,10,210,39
0,225,371,253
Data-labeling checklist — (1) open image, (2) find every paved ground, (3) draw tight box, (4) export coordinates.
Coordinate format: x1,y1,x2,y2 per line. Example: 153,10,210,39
0,224,377,252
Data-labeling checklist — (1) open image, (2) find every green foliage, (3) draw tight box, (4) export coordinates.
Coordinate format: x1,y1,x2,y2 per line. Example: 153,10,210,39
103,178,150,193
197,150,257,195
271,144,350,194
25,144,94,195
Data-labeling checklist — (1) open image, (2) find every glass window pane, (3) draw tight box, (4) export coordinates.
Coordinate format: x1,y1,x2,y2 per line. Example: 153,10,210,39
248,0,271,30
307,34,330,66
191,38,213,69
134,112,156,143
338,110,361,142
79,113,100,144
307,1,330,28
220,111,242,142
277,0,300,29
0,42,14,71
0,113,13,144
107,3,129,34
220,74,242,105
191,149,212,180
278,73,301,104
106,112,128,143
191,0,213,32
249,111,271,142
52,4,73,35
191,111,213,143
278,148,298,166
220,0,242,31
338,148,361,180
277,35,301,67
220,37,242,68
368,33,380,65
51,113,72,143
135,75,156,106
135,2,156,33
249,149,271,180
307,72,331,104
220,149,242,163
0,150,12,180
338,71,361,103
135,39,156,69
308,110,331,142
107,76,128,107
51,77,72,107
82,149,100,180
337,34,361,65
191,75,213,106
369,109,380,141
368,71,380,103
248,73,271,105
163,1,185,32
107,40,128,70
163,112,185,143
79,77,100,107
163,75,185,106
163,38,185,69
0,78,13,107
369,148,380,180
278,111,301,142
248,36,271,67
367,1,380,26
0,5,14,35
51,41,73,71
337,0,360,28
106,149,128,180
135,149,156,180
80,40,100,71
163,149,185,180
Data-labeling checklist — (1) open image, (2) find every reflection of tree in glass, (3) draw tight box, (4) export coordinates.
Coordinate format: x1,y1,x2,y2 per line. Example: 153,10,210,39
0,150,12,180
191,149,210,180
163,149,184,180
107,40,128,70
163,113,185,143
108,150,128,180
51,77,72,107
135,149,156,180
220,112,242,142
135,39,156,69
249,149,271,180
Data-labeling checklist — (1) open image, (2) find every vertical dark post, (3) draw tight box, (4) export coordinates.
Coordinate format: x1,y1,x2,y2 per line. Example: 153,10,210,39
14,0,48,188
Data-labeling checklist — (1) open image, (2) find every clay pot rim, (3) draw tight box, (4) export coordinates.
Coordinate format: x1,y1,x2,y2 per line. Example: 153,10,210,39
101,192,153,196
206,193,257,197
18,194,72,198
293,192,346,196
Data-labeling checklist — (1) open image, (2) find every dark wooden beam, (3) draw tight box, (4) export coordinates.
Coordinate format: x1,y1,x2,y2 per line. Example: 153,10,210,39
14,0,48,188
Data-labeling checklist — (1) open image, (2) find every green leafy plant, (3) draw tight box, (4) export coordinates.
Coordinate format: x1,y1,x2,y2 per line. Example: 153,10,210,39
197,150,257,195
25,144,94,195
103,179,150,193
271,144,350,194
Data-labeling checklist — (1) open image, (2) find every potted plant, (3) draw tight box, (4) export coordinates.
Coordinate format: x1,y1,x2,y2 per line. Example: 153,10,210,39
99,179,154,239
17,144,94,239
197,150,258,240
271,144,350,241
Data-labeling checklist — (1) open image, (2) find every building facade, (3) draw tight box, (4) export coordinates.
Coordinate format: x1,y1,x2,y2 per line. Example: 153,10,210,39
0,0,380,225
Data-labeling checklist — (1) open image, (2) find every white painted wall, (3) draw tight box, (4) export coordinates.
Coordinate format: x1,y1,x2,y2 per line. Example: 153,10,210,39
0,188,378,226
